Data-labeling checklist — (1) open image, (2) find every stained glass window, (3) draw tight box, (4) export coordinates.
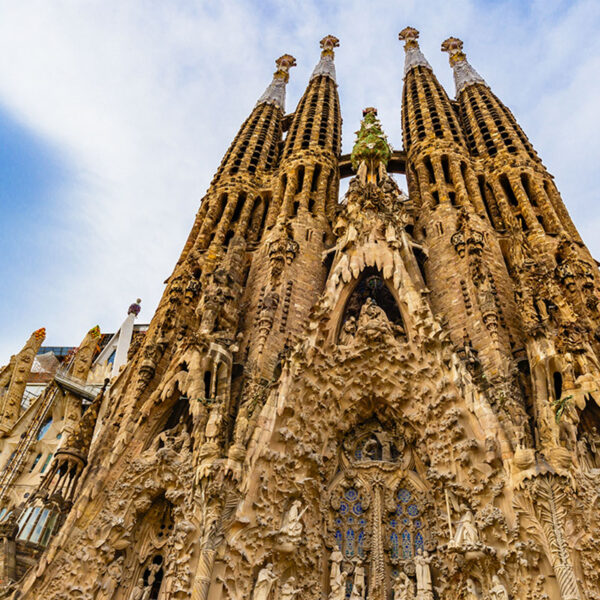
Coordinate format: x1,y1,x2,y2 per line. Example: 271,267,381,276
388,487,424,559
334,488,367,560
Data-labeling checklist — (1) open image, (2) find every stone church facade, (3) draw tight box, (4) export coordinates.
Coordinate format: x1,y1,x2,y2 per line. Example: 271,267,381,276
1,28,600,600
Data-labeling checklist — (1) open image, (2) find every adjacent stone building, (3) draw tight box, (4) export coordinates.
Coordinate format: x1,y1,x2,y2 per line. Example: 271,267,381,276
1,29,599,600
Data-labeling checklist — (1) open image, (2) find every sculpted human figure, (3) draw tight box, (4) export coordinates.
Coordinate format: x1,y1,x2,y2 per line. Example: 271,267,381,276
252,563,277,600
279,577,302,600
393,572,414,600
414,549,433,600
356,298,394,342
130,578,150,600
349,561,365,600
362,437,380,460
279,499,306,541
339,316,357,345
328,547,347,600
465,578,480,600
489,575,509,600
451,505,479,546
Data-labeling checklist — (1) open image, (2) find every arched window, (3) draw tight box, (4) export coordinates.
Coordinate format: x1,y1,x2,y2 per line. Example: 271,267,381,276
340,268,405,334
388,487,424,560
40,453,53,474
29,453,42,472
333,487,368,560
37,418,52,440
139,554,165,600
17,505,59,546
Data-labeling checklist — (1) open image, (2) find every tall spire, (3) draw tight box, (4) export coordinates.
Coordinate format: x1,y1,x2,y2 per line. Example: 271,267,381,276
310,35,339,81
398,27,432,76
256,54,297,111
441,37,486,96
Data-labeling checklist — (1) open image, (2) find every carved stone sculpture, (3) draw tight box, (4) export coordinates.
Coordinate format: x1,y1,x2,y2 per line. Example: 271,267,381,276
252,564,278,600
489,575,510,600
414,549,433,600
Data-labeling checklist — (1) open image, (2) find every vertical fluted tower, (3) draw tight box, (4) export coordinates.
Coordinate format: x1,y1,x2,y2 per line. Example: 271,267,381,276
124,55,297,408
441,37,582,245
441,35,585,261
399,28,525,402
442,37,600,459
239,36,342,376
188,54,297,264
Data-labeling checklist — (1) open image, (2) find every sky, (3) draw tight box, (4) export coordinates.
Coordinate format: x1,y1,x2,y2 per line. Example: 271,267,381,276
0,0,599,364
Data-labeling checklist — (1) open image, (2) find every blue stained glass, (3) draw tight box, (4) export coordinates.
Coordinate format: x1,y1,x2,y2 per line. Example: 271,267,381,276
403,518,409,525
391,531,399,558
407,504,419,516
390,519,397,527
353,503,363,515
335,530,343,548
354,448,362,460
358,519,366,526
414,519,422,529
339,502,348,514
415,531,424,551
402,529,412,558
335,518,342,525
345,489,358,501
396,504,403,516
346,529,355,557
348,517,354,524
398,489,411,503
358,530,365,557
345,580,353,599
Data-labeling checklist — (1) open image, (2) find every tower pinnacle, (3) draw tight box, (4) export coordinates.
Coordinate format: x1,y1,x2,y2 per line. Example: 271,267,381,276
441,37,486,96
256,54,297,110
310,35,339,81
399,27,432,76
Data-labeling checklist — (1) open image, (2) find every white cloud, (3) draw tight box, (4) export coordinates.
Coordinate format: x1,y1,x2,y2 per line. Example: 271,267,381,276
0,0,598,362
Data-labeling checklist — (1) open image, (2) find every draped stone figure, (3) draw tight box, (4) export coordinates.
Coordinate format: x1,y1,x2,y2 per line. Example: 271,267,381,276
393,572,415,600
451,506,479,547
252,564,277,600
414,549,433,600
489,575,509,600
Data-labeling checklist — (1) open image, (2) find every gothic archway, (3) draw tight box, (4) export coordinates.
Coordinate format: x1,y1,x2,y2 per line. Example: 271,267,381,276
325,420,433,599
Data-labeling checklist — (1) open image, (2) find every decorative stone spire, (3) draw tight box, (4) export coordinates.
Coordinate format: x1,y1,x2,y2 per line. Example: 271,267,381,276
441,37,486,96
0,327,46,434
310,35,339,81
399,27,432,76
57,378,109,465
351,107,392,185
256,54,297,111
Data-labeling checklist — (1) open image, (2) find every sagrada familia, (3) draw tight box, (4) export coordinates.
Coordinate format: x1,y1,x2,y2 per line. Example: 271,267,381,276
0,27,599,600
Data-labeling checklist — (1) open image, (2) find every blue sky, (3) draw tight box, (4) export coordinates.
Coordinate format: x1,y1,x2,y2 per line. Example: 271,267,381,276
1,0,599,363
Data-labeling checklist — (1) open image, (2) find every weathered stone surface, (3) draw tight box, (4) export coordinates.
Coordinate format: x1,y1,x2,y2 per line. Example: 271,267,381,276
0,29,599,600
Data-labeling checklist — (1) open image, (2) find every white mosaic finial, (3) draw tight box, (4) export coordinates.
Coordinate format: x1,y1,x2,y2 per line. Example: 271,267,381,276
256,54,297,110
441,37,486,96
399,27,432,77
310,35,339,82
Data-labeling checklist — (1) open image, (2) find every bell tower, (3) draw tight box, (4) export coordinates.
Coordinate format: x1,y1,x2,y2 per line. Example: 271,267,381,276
6,28,600,600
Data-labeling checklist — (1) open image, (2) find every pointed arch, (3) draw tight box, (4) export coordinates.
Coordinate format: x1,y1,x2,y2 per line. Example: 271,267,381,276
333,266,407,343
